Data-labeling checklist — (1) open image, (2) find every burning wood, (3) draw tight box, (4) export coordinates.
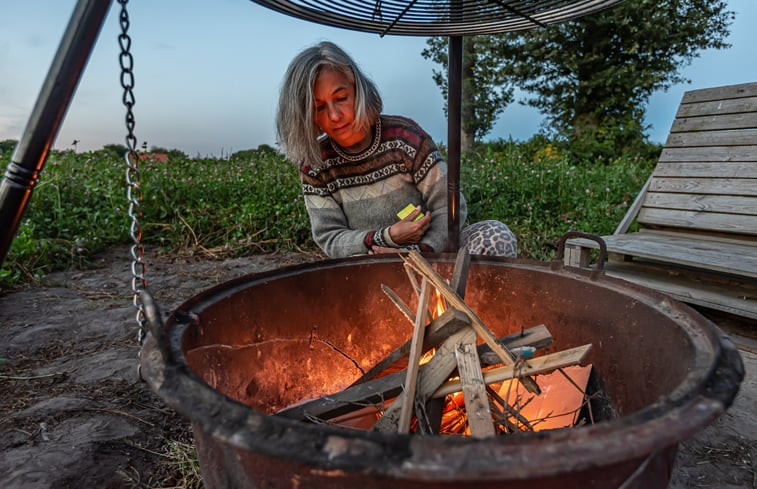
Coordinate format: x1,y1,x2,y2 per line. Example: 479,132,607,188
276,249,594,437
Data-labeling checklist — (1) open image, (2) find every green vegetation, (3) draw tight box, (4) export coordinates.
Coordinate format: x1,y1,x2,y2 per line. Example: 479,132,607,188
0,139,657,286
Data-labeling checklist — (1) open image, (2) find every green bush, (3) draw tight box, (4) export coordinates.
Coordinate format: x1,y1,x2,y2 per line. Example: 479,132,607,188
0,139,656,287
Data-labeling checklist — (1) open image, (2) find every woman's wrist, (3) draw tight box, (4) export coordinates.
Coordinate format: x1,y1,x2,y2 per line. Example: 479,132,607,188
383,226,399,247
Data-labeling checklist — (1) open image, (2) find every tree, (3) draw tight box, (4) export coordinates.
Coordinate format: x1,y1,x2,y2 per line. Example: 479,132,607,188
424,0,733,159
421,36,515,152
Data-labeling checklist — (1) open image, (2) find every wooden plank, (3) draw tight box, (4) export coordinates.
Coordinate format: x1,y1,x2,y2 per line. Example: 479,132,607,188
397,279,432,433
637,208,757,235
652,162,757,178
642,192,757,215
670,113,757,133
455,337,495,438
680,82,757,104
675,96,757,118
648,177,757,196
603,261,757,320
373,327,477,433
637,228,757,246
664,128,757,147
597,232,757,277
403,251,542,394
659,146,757,163
432,344,593,399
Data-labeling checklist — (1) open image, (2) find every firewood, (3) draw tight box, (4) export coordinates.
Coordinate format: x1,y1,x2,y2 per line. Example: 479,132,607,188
454,336,495,438
372,326,478,433
426,247,472,432
350,308,470,386
276,326,555,422
380,284,416,324
403,250,542,395
431,344,593,399
397,279,432,433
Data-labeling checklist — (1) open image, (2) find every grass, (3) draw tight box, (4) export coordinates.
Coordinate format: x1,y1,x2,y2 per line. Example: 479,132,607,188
0,138,657,286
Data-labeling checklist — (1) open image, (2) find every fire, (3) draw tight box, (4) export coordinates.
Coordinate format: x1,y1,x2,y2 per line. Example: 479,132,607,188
278,251,596,438
434,289,446,318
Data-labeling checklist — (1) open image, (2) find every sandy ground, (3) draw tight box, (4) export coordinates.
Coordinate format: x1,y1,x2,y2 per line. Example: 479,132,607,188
0,247,754,488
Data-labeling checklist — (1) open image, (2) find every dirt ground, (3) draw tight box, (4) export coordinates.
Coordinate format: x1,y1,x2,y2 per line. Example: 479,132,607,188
1,247,755,488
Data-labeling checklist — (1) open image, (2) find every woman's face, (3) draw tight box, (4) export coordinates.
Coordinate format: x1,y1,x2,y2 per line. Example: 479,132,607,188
313,67,371,152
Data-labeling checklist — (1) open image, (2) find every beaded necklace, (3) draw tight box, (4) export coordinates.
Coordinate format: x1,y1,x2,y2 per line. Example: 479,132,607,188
330,118,382,162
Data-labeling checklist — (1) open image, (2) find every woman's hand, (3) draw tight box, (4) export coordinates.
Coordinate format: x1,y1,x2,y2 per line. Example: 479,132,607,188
388,207,431,244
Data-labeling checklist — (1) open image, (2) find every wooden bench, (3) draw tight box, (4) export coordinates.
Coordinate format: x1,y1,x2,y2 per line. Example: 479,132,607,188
564,81,757,320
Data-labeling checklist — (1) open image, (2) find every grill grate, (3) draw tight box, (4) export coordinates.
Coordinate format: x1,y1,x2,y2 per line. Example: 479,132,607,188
249,0,625,36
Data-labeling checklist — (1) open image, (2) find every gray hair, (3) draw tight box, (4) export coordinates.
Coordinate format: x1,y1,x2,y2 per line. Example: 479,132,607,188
276,41,383,168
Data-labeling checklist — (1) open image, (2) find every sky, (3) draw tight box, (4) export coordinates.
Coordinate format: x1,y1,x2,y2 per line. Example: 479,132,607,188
1,0,756,158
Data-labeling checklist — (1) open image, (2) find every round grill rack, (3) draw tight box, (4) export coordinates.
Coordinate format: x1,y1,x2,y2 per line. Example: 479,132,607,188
248,0,624,36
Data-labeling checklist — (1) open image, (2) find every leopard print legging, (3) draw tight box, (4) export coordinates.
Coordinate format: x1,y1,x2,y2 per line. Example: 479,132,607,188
460,220,518,257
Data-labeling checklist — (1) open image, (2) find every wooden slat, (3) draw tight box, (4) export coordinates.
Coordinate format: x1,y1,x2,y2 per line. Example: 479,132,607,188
602,261,757,320
455,336,495,438
574,232,757,277
642,192,757,215
659,146,757,162
648,177,757,196
676,96,757,118
665,129,757,147
397,279,432,433
432,344,593,399
652,162,757,178
670,113,757,133
680,82,757,104
638,208,757,235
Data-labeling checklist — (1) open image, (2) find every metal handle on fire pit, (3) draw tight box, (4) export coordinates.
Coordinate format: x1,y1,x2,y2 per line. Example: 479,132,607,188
555,231,607,271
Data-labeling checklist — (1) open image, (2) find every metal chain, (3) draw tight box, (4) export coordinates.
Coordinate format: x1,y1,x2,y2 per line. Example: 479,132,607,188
118,0,147,344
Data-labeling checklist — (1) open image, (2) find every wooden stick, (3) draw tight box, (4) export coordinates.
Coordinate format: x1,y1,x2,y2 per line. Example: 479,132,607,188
397,278,431,433
455,335,495,438
403,263,422,298
381,284,416,324
432,344,593,399
426,247,471,433
403,250,542,394
486,384,533,431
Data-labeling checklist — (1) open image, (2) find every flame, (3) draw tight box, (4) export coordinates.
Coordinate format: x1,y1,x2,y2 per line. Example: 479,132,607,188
434,289,446,318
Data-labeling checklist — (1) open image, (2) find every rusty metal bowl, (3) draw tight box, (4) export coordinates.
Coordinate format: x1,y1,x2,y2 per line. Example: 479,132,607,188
139,254,744,488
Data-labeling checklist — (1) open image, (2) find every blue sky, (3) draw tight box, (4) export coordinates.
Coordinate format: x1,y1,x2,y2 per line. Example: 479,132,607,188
1,0,755,157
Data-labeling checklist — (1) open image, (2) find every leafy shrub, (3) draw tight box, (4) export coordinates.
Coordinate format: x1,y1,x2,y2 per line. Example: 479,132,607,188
0,138,656,286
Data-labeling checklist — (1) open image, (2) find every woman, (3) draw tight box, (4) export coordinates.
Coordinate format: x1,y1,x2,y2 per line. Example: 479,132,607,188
276,41,517,258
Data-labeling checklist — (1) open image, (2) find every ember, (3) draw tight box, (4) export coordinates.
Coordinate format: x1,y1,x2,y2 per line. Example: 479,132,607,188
277,249,595,438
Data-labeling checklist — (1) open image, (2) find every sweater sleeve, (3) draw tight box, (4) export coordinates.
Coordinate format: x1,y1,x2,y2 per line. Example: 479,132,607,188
301,174,373,258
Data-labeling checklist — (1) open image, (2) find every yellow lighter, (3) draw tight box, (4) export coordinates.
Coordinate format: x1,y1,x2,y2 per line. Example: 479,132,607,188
397,203,425,221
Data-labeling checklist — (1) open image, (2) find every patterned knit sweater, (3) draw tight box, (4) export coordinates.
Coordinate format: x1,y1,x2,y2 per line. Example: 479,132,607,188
300,115,467,258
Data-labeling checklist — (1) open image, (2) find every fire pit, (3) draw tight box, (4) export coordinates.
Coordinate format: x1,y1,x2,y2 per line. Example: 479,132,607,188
139,253,744,488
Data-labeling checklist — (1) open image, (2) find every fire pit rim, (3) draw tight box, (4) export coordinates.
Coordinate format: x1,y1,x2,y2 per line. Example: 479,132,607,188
140,254,745,481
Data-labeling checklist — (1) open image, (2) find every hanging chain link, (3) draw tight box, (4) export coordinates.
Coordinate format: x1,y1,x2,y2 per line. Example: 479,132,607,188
118,0,147,345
